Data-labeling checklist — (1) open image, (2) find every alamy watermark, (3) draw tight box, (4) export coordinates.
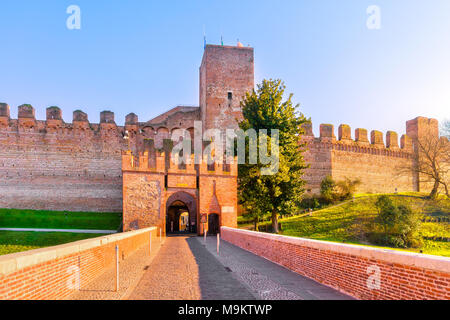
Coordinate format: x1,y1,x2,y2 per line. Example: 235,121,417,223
66,5,381,31
67,265,80,290
367,5,381,30
129,121,280,176
66,5,81,30
366,265,381,290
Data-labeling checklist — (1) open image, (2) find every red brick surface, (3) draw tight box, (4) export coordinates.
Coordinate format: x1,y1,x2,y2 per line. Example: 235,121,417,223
221,227,450,300
200,45,254,131
302,121,423,194
122,151,238,235
0,108,126,212
0,227,158,300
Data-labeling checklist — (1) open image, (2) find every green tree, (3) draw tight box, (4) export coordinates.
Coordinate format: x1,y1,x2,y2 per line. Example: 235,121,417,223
374,195,397,242
238,180,268,231
238,79,309,233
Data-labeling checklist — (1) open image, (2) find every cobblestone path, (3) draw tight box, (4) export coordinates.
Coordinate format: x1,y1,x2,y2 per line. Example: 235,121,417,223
127,235,256,300
202,237,353,300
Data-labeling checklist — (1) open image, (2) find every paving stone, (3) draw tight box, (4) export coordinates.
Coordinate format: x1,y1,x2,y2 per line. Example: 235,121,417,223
202,237,353,300
127,235,256,300
71,235,352,300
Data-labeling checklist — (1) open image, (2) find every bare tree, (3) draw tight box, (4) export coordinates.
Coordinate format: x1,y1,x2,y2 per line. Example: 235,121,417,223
413,130,449,199
397,126,449,199
441,119,450,139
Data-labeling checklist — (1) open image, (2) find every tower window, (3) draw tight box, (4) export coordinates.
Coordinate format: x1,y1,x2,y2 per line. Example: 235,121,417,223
228,92,233,100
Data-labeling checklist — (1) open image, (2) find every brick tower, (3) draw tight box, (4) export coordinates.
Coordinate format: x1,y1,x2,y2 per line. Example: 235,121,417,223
406,116,439,144
406,116,440,192
199,44,254,131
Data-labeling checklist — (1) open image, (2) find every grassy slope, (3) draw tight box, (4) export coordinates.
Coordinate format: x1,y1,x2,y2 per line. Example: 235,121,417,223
240,194,450,257
0,208,122,230
0,209,122,256
0,231,106,255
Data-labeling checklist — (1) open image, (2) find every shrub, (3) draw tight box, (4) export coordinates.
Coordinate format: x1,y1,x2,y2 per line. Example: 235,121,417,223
369,196,423,248
320,176,337,204
336,178,361,200
300,196,321,210
320,176,361,203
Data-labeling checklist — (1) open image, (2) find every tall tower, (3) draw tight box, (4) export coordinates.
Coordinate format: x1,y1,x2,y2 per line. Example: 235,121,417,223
199,44,254,131
406,116,440,192
406,116,439,144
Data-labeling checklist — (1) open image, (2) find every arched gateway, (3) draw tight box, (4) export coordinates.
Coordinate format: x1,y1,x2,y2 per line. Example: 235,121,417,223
166,192,197,234
121,151,239,236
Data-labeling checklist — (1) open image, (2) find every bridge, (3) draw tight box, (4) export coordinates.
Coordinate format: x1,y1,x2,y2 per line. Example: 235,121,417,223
0,227,448,300
72,235,351,300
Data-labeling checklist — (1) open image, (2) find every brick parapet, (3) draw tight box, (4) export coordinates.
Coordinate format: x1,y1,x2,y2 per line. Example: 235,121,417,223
0,227,161,300
0,105,144,137
122,150,238,177
221,227,450,300
305,122,414,158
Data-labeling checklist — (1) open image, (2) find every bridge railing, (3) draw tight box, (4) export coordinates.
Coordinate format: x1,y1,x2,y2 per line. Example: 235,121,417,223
221,227,450,300
0,227,161,300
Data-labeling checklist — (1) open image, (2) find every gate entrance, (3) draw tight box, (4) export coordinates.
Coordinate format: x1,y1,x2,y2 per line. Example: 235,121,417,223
166,192,197,234
208,213,220,235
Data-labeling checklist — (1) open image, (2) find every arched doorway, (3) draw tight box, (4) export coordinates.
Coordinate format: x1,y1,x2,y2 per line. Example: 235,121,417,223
166,192,197,234
208,213,220,235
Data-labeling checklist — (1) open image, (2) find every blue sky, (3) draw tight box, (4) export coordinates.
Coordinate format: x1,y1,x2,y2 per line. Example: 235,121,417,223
1,0,449,137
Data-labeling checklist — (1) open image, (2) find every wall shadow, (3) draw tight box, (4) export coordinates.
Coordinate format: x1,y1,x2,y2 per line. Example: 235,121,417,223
184,236,256,300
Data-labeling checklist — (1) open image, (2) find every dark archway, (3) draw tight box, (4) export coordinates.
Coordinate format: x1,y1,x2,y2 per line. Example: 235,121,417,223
208,213,220,235
166,192,197,234
166,200,189,233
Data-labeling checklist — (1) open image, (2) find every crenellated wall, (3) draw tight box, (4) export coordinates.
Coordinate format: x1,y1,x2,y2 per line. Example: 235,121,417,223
0,99,441,213
0,104,141,212
302,122,417,194
3,45,440,215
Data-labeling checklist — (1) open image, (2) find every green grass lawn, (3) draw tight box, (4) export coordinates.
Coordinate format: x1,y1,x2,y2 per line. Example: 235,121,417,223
0,208,122,230
0,209,122,256
240,193,450,257
0,231,107,256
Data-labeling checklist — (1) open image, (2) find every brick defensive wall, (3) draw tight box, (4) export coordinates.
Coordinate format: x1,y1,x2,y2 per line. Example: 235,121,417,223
301,120,421,194
0,103,135,212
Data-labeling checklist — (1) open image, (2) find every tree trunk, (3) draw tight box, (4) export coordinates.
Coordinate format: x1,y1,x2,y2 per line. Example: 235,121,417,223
272,209,279,234
429,180,440,199
443,182,449,199
253,217,259,231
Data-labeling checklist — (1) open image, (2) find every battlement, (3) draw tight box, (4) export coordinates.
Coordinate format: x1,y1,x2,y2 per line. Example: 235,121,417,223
122,150,166,173
302,122,414,158
122,148,238,177
406,116,439,141
0,104,142,133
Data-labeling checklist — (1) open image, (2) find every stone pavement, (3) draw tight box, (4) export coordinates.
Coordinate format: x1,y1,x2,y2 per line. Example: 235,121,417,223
127,235,256,300
70,234,352,300
202,236,353,300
